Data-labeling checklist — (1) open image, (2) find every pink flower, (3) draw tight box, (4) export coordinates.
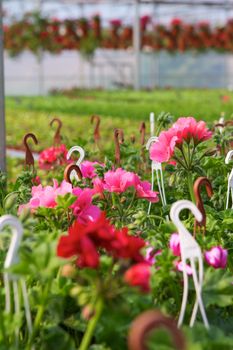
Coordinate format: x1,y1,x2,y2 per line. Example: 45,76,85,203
19,180,73,212
71,188,101,225
173,117,212,144
136,180,159,203
145,247,161,265
30,180,72,209
80,161,103,179
169,233,181,257
150,130,178,163
104,168,137,193
150,117,212,163
171,18,182,26
39,144,69,170
176,261,193,275
92,177,105,196
124,263,151,293
205,246,228,269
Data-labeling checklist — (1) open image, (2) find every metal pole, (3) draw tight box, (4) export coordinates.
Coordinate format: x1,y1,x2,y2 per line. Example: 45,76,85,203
0,0,6,172
133,0,140,90
37,0,44,95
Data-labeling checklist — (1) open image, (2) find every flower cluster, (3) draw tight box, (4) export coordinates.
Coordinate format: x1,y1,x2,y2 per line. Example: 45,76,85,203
19,179,72,210
169,233,228,270
57,213,151,292
150,117,212,163
19,180,100,224
38,144,69,170
93,168,159,203
4,14,233,56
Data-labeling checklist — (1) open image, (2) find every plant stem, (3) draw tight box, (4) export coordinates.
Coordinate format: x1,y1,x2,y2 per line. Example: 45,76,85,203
0,307,7,346
187,172,195,203
27,282,51,348
79,298,103,350
125,190,136,215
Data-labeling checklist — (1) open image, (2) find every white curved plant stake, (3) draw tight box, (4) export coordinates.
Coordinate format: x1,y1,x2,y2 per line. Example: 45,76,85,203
146,136,167,214
225,150,233,209
218,114,225,134
0,215,33,340
67,145,85,181
170,200,209,329
150,112,155,136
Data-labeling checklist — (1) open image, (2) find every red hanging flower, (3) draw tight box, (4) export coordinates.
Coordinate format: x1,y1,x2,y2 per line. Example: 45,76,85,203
124,263,151,293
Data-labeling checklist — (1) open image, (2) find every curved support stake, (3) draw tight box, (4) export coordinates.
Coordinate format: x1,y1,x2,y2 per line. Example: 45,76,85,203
0,215,33,339
193,177,213,236
170,200,209,329
64,164,83,184
150,112,155,137
91,115,101,143
225,151,233,209
67,145,85,181
114,128,124,166
139,122,146,146
50,118,62,145
146,137,167,212
23,133,38,169
128,309,186,350
225,150,233,165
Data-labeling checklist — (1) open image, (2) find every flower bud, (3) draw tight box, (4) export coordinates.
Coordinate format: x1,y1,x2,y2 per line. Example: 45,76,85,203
4,192,18,210
19,207,31,222
205,246,227,269
61,264,76,278
169,233,181,257
82,305,95,320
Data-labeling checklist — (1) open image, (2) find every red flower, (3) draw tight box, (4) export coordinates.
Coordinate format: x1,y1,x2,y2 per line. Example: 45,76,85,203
124,263,151,293
110,228,146,262
171,18,182,26
38,144,69,170
57,213,147,269
57,219,100,268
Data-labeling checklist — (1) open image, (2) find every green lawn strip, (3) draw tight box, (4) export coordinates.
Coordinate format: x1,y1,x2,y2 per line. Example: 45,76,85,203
5,89,233,150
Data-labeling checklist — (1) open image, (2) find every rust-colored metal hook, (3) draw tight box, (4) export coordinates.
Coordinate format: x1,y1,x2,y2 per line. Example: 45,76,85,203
139,122,146,146
224,120,233,127
193,177,213,236
23,133,38,169
91,115,101,143
50,118,62,145
114,128,124,166
64,164,83,184
128,310,186,350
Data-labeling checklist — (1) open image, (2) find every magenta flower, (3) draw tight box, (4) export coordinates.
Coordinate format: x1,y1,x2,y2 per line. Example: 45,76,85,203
71,188,101,225
80,161,103,179
176,261,193,275
205,246,228,269
110,19,122,28
136,180,159,203
145,247,161,265
169,233,181,257
104,168,137,193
